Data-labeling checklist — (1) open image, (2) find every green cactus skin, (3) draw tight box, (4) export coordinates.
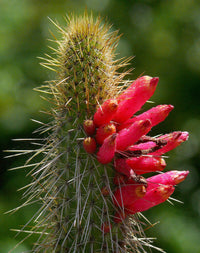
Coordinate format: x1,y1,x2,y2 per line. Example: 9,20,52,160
10,14,163,253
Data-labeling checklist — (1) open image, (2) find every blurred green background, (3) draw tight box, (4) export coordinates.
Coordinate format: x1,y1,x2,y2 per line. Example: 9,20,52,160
0,0,200,252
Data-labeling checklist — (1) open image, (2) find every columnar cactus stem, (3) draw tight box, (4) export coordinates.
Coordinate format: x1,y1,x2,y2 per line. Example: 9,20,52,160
12,13,189,253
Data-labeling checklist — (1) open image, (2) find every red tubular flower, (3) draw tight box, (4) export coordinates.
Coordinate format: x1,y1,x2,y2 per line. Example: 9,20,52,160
125,185,175,214
82,74,189,228
149,131,189,155
117,104,174,131
114,170,189,222
97,134,117,164
112,76,159,123
113,184,146,207
126,156,166,175
146,170,189,190
95,123,116,145
116,119,152,151
116,76,154,102
128,141,157,151
93,99,118,127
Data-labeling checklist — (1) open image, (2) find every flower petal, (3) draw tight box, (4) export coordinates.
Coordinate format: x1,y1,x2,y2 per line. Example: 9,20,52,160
125,185,175,214
93,99,118,127
117,104,174,131
95,123,116,145
113,184,146,207
97,134,117,164
112,76,159,123
116,120,152,151
146,170,189,190
126,156,166,175
149,131,189,155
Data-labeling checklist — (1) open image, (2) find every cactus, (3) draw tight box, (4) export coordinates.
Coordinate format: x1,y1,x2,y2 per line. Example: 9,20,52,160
11,13,189,252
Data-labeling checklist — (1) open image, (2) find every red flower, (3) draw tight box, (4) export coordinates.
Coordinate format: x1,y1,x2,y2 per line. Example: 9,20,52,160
96,123,116,145
117,104,174,131
149,131,189,155
116,119,152,151
82,75,189,226
83,119,96,136
97,133,117,164
126,156,166,175
113,76,159,123
93,99,118,127
113,183,146,207
83,137,96,154
146,170,189,190
125,184,175,215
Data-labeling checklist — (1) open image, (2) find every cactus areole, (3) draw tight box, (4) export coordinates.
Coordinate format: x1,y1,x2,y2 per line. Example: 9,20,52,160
13,14,189,252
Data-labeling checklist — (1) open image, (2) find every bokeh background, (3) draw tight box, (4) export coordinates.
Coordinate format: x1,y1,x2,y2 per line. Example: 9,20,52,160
1,0,200,252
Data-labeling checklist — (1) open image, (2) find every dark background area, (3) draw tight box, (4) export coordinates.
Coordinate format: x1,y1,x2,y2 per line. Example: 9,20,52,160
0,0,200,252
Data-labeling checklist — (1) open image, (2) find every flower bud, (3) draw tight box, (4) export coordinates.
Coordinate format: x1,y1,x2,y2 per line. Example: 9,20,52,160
97,134,117,164
118,104,174,131
126,156,166,175
116,120,152,151
93,99,118,127
83,137,96,154
147,170,189,190
112,76,159,123
150,131,189,155
113,184,146,207
83,119,96,135
96,123,116,145
128,141,156,152
126,185,175,214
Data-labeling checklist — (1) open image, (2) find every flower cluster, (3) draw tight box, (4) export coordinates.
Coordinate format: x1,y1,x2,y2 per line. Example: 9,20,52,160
83,75,189,227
